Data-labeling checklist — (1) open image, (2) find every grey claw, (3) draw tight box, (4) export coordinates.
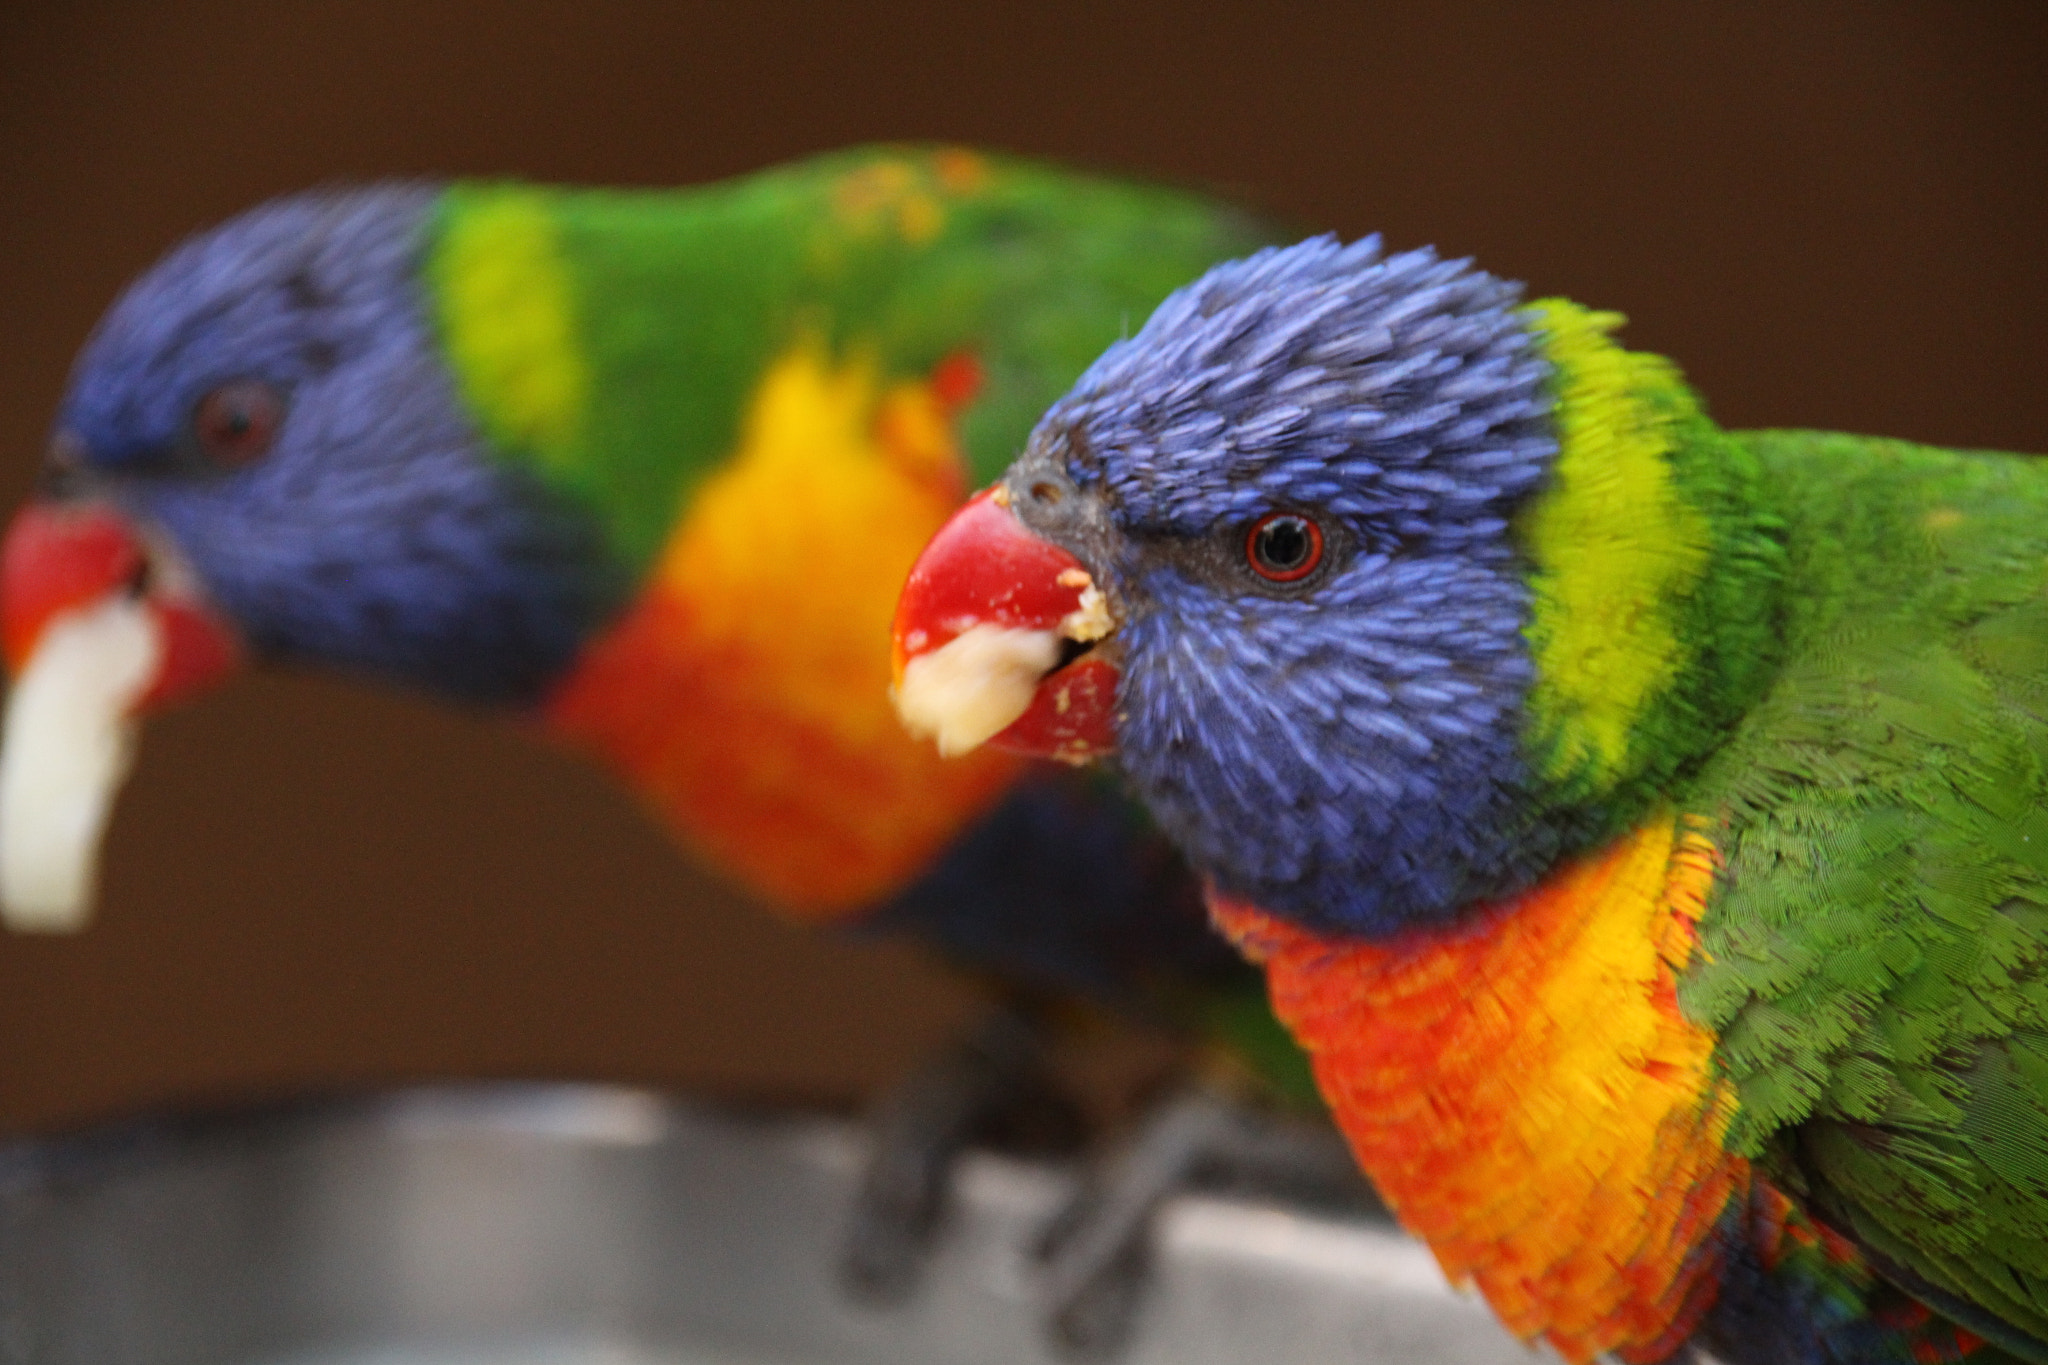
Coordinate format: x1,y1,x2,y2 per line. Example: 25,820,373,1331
842,1006,1082,1304
1035,1086,1378,1356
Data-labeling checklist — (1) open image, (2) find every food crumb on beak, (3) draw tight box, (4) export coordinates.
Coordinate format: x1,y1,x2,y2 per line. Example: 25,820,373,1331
892,622,1062,757
1060,584,1115,643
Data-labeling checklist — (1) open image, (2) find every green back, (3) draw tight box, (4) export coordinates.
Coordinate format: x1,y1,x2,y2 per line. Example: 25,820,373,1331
1678,429,2048,1349
422,146,1279,568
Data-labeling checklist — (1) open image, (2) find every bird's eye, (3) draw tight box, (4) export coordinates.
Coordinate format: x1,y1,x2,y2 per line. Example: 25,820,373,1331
192,380,284,468
1246,512,1324,583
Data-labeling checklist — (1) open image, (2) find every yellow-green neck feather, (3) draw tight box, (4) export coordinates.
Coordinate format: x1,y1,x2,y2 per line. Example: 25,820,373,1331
1515,300,1787,821
431,189,591,479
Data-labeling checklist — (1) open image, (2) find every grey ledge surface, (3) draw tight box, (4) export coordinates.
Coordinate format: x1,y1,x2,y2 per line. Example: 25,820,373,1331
0,1083,1538,1364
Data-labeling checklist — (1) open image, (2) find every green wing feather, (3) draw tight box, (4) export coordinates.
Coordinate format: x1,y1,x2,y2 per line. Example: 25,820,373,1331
1678,430,2048,1348
425,146,1279,567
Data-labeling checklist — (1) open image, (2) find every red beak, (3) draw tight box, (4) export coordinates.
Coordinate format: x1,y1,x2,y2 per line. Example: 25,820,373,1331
1,501,240,709
0,500,244,929
891,487,1120,762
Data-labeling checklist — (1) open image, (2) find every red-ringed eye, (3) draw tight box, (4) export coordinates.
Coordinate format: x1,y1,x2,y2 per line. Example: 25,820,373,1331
193,379,285,468
1246,512,1324,583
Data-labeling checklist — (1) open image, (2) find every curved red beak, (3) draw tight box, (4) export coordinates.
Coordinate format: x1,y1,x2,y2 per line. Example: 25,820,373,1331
891,487,1120,763
1,501,240,710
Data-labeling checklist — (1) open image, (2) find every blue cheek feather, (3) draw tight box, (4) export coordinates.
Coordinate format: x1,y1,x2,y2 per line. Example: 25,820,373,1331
125,324,621,705
1115,556,1555,936
1024,235,1570,936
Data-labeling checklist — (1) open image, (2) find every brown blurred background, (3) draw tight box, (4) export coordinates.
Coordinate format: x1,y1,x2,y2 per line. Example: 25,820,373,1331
0,2,2042,1135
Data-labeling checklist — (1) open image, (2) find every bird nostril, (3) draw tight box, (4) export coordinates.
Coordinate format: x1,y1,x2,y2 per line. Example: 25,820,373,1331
46,433,86,470
38,435,90,499
124,556,152,600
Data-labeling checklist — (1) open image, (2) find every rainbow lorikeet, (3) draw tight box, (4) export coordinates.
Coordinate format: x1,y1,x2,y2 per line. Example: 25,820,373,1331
893,235,2048,1364
0,148,1330,1331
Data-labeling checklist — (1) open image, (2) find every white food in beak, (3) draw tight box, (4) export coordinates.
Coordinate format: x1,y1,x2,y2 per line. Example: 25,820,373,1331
0,594,162,931
893,623,1061,758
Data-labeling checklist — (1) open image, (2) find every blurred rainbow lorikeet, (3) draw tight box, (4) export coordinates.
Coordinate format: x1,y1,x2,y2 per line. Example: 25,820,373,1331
894,235,2048,1363
0,145,1295,997
0,148,1332,1336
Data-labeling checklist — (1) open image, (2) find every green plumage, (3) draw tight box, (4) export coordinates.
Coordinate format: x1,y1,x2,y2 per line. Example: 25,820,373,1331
425,148,1274,567
1679,430,2048,1352
903,232,2048,1356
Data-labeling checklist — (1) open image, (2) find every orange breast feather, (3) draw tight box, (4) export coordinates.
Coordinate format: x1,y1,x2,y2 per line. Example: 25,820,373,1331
1212,815,1748,1363
545,343,1019,919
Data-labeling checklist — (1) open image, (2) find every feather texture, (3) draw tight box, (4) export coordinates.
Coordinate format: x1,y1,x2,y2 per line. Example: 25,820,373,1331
967,233,2048,1359
1214,814,1744,1361
1681,429,2048,1357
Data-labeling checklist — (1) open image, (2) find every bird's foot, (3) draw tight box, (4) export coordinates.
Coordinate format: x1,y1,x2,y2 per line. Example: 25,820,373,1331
841,1003,1087,1303
1034,1084,1375,1357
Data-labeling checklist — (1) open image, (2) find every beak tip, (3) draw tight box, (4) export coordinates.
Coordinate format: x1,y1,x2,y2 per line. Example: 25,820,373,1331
893,488,1123,762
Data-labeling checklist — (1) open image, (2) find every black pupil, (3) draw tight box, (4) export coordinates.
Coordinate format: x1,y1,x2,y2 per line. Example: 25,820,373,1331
222,408,251,437
1257,517,1312,570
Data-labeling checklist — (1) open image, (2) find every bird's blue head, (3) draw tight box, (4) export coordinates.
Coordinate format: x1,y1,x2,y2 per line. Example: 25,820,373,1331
894,236,1781,937
14,185,621,709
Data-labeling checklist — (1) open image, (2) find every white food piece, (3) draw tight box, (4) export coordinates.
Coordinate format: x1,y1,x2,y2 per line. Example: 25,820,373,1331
0,594,162,931
893,623,1061,758
1060,584,1115,643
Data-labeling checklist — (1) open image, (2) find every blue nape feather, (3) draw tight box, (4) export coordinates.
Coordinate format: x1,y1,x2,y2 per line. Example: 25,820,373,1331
54,188,624,703
1007,236,1567,937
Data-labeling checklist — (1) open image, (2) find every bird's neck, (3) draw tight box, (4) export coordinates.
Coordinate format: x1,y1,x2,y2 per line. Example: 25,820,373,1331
1509,300,1788,876
425,180,787,572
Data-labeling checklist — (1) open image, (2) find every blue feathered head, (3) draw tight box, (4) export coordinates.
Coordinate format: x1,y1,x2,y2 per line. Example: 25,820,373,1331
894,236,1582,935
26,186,617,706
